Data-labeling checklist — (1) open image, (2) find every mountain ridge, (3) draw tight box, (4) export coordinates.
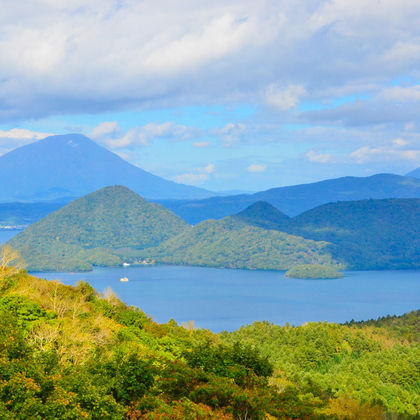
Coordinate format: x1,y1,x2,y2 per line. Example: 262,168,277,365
156,173,420,223
235,198,420,270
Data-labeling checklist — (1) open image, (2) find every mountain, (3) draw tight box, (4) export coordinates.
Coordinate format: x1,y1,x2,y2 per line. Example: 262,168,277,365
286,198,420,269
141,215,338,271
232,201,290,230
406,166,420,178
0,133,213,201
8,185,188,271
156,173,420,223
232,198,420,270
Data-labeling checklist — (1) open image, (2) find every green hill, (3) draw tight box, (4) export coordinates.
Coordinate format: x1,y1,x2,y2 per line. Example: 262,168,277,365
8,186,188,271
0,262,417,418
141,216,338,271
287,198,420,269
232,200,290,230
229,198,420,270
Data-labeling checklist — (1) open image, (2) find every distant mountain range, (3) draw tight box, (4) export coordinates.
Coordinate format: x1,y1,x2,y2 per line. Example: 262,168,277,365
237,199,420,270
0,134,213,201
157,173,420,223
406,166,420,178
0,201,66,228
8,186,188,271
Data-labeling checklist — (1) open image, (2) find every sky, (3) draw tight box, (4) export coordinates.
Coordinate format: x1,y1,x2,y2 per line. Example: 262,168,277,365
1,0,420,192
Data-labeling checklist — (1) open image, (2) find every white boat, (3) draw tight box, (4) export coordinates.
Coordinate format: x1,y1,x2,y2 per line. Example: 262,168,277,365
120,277,129,282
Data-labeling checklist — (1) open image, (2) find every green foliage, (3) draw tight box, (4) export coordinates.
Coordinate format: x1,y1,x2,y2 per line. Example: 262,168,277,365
285,264,344,279
142,216,338,271
183,342,273,385
0,267,417,418
8,186,188,271
0,295,56,329
221,315,420,417
345,310,420,342
285,198,420,270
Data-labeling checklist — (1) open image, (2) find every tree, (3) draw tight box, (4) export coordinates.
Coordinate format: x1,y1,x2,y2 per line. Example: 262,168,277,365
0,245,25,276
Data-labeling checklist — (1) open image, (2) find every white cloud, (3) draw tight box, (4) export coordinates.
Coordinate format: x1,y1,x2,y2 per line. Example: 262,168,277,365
91,121,199,148
306,150,332,163
2,0,419,122
173,163,215,185
0,128,53,155
404,122,416,131
90,121,119,139
350,145,420,163
380,85,420,102
247,164,267,173
193,141,211,148
0,128,52,140
392,138,408,148
265,84,306,110
203,163,215,174
214,123,246,147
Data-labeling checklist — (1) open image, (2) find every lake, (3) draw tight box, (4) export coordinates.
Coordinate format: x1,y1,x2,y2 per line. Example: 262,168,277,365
32,265,420,332
2,229,419,332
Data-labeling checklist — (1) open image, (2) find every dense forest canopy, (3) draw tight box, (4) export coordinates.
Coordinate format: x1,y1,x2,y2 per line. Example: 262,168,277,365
0,260,417,419
141,216,338,271
7,186,188,271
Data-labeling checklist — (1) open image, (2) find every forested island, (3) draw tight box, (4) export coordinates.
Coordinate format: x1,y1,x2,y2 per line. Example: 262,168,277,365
285,264,344,279
0,258,418,418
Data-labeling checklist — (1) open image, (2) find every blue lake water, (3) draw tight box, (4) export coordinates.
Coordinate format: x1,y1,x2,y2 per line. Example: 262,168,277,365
2,229,419,332
32,265,420,332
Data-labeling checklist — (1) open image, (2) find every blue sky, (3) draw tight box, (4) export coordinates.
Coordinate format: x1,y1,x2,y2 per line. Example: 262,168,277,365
1,0,420,191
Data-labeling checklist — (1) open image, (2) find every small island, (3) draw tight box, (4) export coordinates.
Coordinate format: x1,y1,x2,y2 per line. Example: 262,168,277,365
285,264,344,279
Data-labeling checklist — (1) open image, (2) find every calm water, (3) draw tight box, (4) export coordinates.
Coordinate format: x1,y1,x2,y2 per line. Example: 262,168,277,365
3,229,419,332
32,265,420,332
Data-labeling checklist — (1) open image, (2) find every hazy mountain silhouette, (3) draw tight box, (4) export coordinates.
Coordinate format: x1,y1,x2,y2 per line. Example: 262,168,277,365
0,134,213,201
157,173,420,223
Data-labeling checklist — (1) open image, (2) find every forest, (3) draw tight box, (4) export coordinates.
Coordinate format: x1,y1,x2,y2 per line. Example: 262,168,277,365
0,254,418,419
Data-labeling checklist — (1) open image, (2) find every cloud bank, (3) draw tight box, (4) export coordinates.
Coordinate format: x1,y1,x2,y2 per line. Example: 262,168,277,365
1,0,419,123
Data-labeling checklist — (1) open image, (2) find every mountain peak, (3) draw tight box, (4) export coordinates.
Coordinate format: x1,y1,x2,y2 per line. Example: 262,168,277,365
0,133,213,201
8,186,189,271
233,200,290,230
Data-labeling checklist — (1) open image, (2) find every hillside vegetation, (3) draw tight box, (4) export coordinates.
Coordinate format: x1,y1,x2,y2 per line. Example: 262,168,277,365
286,199,420,269
8,186,188,271
0,258,418,418
237,198,420,270
141,216,338,271
285,264,343,279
